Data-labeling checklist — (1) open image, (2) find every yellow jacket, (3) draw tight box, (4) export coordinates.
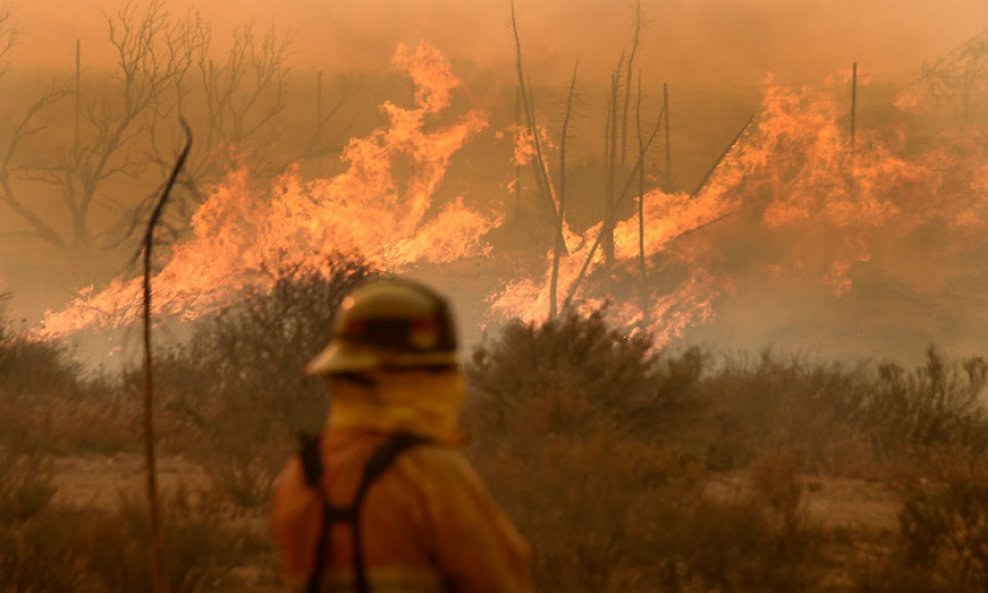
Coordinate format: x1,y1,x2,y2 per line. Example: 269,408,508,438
270,370,532,593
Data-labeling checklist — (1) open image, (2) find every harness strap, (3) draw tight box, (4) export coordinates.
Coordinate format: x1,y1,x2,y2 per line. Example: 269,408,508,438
301,432,430,593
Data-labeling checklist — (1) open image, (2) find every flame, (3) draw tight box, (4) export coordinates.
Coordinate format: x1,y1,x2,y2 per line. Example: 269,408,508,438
490,72,988,344
35,46,988,352
40,43,493,338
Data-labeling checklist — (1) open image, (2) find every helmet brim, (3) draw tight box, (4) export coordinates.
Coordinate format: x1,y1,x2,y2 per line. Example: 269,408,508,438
306,340,460,376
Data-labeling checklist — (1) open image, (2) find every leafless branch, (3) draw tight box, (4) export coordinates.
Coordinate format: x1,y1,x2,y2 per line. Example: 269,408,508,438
0,87,71,251
0,2,18,79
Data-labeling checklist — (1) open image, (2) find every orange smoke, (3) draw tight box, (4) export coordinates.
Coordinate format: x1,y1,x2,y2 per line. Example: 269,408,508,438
40,43,493,338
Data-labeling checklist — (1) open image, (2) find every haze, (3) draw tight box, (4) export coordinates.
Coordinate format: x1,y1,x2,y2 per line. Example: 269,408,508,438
14,0,988,82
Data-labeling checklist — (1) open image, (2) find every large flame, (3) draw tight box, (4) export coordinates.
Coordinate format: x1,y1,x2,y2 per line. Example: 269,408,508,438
40,43,493,338
37,46,988,352
490,73,988,346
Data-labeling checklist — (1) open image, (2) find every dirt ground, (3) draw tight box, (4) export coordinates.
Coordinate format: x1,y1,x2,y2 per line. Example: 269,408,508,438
51,453,211,510
52,452,902,533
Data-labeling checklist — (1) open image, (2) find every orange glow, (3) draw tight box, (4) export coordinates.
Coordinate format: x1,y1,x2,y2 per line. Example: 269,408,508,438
40,43,493,338
36,46,988,350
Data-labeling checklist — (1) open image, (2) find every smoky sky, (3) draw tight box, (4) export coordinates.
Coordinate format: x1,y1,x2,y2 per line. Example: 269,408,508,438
12,0,988,85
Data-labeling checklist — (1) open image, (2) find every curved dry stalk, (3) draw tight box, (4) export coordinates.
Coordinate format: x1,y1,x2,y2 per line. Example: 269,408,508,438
142,117,192,593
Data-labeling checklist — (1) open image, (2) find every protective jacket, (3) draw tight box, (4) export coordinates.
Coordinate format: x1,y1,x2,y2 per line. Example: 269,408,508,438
270,370,532,593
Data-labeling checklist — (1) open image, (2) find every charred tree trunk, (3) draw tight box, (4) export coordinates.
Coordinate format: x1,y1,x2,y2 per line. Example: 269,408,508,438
636,73,648,327
603,58,623,268
549,61,578,321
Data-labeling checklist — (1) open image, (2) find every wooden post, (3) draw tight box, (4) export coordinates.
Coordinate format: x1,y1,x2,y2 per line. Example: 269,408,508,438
636,73,648,327
663,82,672,191
850,62,857,148
604,61,622,267
514,86,522,220
316,71,323,176
75,39,81,157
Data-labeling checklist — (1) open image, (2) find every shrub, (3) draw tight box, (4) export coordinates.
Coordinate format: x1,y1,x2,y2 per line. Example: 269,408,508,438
857,462,988,593
0,487,259,593
0,296,134,455
860,347,988,456
466,312,826,593
0,295,79,403
80,490,254,593
899,476,988,585
155,260,375,507
695,349,872,472
467,310,697,444
0,508,92,593
0,448,55,524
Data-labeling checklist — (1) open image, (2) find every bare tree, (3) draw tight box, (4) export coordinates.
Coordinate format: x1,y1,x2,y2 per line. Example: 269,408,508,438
620,0,642,165
549,61,579,321
922,31,988,117
0,1,199,273
0,2,16,80
0,88,71,249
510,0,565,232
137,21,350,241
602,54,624,267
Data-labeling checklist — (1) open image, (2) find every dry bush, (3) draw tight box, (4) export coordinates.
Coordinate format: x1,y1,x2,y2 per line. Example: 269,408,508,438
695,350,872,472
898,469,988,588
155,260,375,507
856,460,988,593
859,346,988,457
685,346,988,477
0,509,93,593
467,309,697,444
0,297,136,455
749,450,803,526
0,448,54,524
0,296,79,401
466,312,827,593
0,487,259,593
79,489,257,593
0,444,79,593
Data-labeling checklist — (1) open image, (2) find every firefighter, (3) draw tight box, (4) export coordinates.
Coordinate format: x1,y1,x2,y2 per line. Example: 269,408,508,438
270,278,532,593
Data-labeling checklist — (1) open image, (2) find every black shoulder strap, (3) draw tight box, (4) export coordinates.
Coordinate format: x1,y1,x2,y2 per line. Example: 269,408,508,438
304,432,431,593
297,432,324,489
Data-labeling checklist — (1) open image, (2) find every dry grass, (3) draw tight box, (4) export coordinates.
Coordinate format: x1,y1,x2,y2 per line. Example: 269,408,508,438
5,291,988,591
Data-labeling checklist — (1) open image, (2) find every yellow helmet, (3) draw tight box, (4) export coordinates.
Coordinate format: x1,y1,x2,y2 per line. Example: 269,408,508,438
305,279,459,375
